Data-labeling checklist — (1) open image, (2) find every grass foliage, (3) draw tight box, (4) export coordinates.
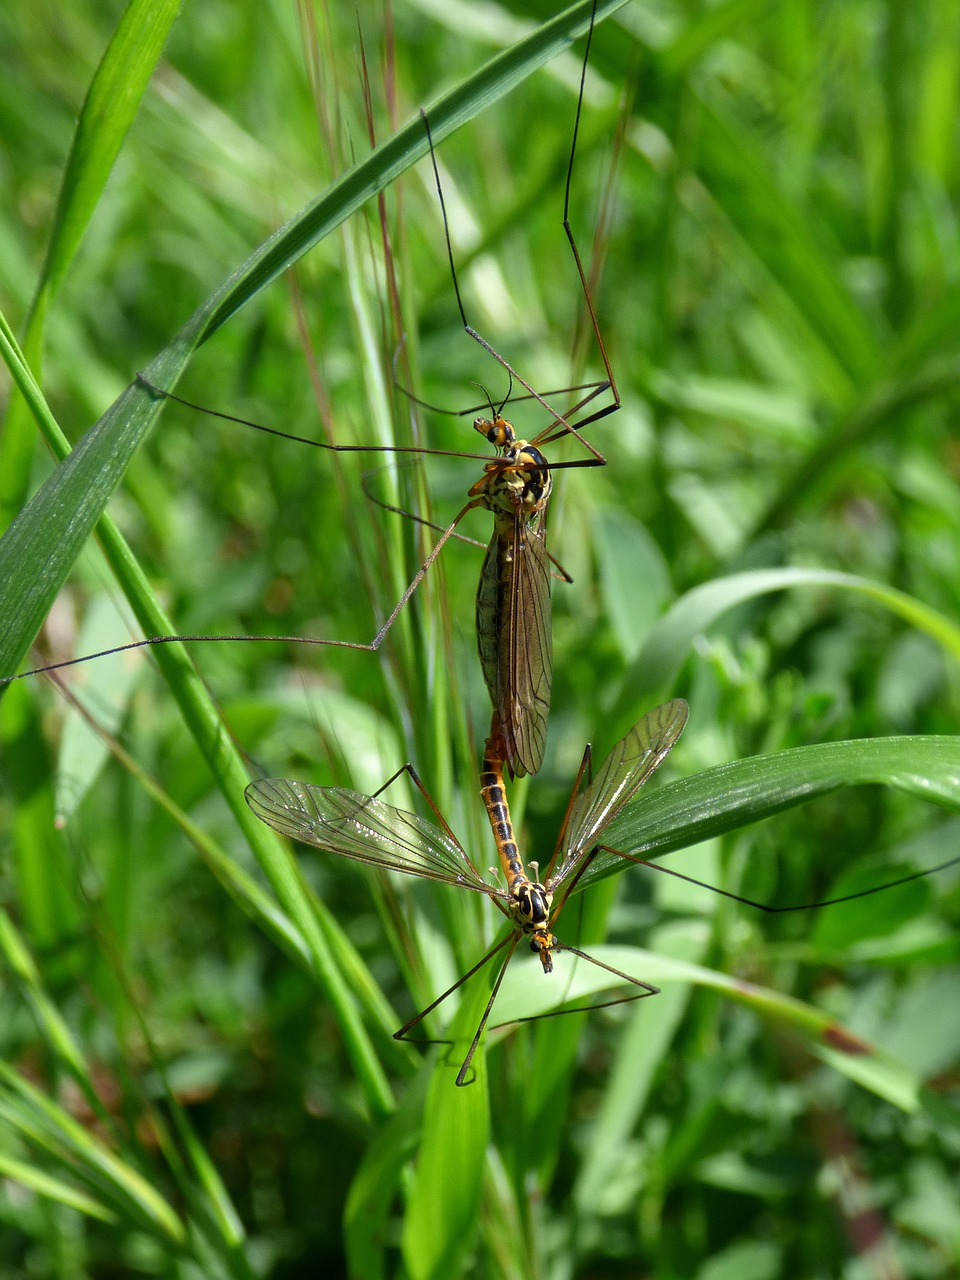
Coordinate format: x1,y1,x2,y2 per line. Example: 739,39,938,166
1,0,959,1276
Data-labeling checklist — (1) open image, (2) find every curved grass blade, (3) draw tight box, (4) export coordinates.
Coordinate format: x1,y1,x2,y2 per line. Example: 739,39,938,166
400,975,491,1280
0,0,181,527
598,733,960,872
344,1071,429,1280
0,1152,116,1225
494,945,931,1113
617,567,960,714
0,1063,186,1246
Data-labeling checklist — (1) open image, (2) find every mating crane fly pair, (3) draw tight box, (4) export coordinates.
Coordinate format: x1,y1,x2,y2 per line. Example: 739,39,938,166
4,3,951,1090
3,1,645,1080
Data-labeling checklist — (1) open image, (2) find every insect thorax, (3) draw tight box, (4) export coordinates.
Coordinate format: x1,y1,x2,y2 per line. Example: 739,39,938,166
507,876,557,971
471,442,552,524
509,876,553,928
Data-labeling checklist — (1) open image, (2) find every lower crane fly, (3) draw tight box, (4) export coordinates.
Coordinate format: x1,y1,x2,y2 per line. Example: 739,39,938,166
245,699,689,1085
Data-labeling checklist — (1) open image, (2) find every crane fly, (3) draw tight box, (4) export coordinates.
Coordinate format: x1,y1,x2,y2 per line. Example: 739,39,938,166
245,699,689,1086
470,413,554,777
3,0,621,779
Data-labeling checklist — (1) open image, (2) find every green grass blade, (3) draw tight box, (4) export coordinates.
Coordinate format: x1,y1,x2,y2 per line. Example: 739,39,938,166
0,907,96,1088
0,0,180,526
573,921,706,1213
0,1064,186,1244
601,734,960,864
0,1153,116,1224
0,317,194,682
41,0,181,300
695,100,880,393
344,1072,430,1280
401,974,492,1280
495,946,927,1112
3,894,253,1270
617,567,960,713
755,352,960,532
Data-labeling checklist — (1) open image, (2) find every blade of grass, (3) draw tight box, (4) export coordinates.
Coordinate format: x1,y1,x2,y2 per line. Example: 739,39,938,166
692,97,880,396
615,566,960,714
344,1070,430,1280
0,0,181,527
573,919,706,1213
0,1065,186,1245
0,906,122,1130
0,1153,117,1224
600,733,960,868
401,974,492,1280
496,946,926,1111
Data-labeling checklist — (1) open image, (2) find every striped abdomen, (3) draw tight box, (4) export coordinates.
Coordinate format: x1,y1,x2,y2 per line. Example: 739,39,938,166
479,721,556,973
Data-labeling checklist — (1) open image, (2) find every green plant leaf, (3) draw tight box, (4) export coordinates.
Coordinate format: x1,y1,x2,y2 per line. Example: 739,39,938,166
602,733,960,864
401,973,491,1280
616,567,960,713
496,944,924,1111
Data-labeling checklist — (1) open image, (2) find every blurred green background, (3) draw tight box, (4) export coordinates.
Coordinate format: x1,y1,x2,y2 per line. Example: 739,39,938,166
0,0,958,1276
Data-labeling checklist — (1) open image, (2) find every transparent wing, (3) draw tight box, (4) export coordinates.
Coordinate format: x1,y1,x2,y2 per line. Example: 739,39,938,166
246,779,501,898
501,521,552,778
548,699,689,893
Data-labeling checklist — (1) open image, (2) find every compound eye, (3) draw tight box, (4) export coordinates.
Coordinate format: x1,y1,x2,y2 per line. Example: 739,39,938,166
473,416,499,446
477,415,515,448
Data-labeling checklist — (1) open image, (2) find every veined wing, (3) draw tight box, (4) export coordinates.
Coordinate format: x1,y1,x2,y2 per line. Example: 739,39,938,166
502,521,552,778
476,516,552,779
548,699,688,894
245,779,498,896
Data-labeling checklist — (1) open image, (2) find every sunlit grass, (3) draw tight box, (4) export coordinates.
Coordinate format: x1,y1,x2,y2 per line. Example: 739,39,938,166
1,0,959,1276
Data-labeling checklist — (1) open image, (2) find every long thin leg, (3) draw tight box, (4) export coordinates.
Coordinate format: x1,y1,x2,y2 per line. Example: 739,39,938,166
369,760,468,851
2,491,488,685
392,378,609,423
455,935,519,1087
393,932,519,1089
593,845,960,912
502,941,660,1027
541,0,621,445
484,942,659,1033
135,375,501,465
421,111,599,459
420,0,616,465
